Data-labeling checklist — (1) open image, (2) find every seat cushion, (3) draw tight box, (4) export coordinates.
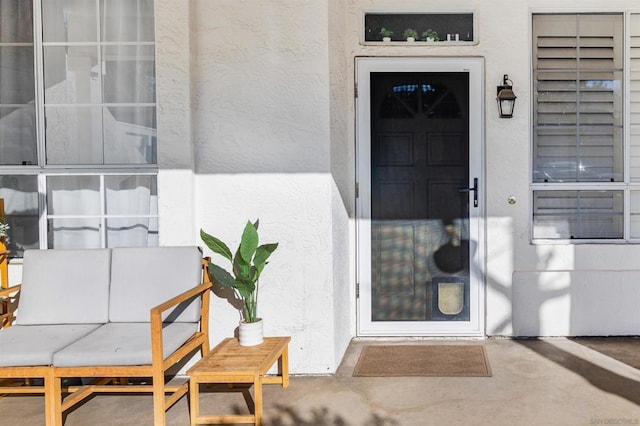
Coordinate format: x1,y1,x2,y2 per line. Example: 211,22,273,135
16,249,112,325
0,324,102,367
52,322,199,367
108,246,203,323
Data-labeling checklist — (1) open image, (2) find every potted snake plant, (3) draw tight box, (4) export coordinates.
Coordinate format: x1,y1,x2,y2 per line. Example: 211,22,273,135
200,220,278,346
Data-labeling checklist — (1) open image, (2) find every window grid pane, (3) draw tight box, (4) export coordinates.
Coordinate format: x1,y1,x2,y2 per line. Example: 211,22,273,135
0,3,37,165
42,0,157,166
45,174,158,250
0,175,39,257
533,190,623,239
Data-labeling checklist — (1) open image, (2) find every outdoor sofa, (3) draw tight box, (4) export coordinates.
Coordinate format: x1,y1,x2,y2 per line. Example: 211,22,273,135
0,246,212,426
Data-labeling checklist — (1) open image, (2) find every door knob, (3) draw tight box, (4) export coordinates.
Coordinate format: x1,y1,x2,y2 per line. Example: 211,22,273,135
458,178,478,207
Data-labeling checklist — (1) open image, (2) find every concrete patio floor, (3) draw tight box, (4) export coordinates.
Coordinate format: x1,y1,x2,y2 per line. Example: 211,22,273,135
1,337,639,425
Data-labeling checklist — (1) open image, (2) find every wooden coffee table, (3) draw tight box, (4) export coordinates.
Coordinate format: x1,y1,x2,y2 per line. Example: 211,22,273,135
187,336,291,426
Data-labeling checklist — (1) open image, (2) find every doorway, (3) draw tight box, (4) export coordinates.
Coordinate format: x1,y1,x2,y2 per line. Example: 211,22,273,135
356,57,484,336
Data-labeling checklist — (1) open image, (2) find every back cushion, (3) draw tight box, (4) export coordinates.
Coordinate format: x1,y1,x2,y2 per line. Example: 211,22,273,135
16,249,111,325
109,246,203,323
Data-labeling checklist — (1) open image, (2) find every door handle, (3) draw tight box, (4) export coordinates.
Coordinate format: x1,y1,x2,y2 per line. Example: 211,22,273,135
458,178,478,207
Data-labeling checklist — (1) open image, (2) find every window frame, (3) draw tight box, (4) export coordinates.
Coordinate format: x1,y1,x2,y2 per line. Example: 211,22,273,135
530,10,640,244
0,0,158,256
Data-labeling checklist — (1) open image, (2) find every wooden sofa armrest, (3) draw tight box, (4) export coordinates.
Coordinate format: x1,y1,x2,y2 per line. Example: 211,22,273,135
149,281,212,363
0,284,20,297
1,284,20,328
149,281,212,320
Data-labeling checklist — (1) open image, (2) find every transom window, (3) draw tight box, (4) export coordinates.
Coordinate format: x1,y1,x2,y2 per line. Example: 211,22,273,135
0,0,157,257
532,12,640,241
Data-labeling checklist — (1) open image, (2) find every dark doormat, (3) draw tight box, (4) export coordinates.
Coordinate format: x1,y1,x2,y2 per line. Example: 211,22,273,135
352,344,492,377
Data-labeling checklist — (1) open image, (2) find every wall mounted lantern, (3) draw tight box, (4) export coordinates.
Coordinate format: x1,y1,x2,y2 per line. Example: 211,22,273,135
496,74,517,118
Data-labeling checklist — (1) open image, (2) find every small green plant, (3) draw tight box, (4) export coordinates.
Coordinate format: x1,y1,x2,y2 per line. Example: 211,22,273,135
402,28,419,40
422,29,439,41
379,27,393,39
200,220,278,323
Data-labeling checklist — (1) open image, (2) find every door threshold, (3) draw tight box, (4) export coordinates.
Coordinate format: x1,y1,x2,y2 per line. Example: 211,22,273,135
353,335,487,342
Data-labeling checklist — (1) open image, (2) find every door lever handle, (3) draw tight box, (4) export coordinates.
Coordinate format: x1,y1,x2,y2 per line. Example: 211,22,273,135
458,178,478,207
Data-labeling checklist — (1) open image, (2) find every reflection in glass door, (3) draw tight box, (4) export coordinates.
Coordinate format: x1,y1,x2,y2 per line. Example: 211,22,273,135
356,58,484,336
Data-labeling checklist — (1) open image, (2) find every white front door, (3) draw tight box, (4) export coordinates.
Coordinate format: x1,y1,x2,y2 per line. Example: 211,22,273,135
356,57,485,336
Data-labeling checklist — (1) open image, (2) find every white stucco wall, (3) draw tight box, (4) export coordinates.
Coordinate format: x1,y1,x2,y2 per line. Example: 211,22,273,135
155,0,353,373
195,174,339,373
329,0,355,367
347,0,640,338
150,0,640,374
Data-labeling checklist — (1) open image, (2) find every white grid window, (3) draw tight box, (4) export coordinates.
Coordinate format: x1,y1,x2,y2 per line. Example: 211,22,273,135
0,0,158,256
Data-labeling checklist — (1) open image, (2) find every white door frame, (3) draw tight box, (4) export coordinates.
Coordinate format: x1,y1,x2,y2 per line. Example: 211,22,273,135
356,57,485,337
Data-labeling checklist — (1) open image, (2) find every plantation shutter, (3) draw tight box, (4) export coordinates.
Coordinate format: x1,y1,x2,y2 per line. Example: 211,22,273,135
532,14,623,183
631,13,640,180
629,14,640,237
532,14,624,240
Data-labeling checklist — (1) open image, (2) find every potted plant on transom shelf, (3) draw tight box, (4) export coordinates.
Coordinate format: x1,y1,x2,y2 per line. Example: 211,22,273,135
422,29,439,42
403,28,419,42
200,220,278,346
379,27,393,42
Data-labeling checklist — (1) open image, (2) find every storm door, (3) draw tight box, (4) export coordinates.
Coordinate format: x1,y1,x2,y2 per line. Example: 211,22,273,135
356,58,484,336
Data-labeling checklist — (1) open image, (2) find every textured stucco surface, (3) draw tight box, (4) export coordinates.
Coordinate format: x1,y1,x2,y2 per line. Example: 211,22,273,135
195,174,338,373
191,0,331,174
5,0,640,376
129,0,640,374
153,0,353,373
347,0,640,338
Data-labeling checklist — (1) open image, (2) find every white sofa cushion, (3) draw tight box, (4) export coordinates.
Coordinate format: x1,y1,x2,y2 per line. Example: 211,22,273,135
15,249,112,325
108,246,203,323
0,324,102,367
52,322,199,367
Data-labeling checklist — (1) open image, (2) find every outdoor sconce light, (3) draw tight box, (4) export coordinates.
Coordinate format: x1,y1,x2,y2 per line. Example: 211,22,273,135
496,74,517,118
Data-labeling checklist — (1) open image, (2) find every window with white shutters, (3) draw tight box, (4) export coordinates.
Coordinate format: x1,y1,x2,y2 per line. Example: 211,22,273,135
530,13,640,241
533,14,623,184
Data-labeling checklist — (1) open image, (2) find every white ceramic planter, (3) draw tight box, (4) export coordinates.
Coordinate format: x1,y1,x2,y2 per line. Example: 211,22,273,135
238,319,264,346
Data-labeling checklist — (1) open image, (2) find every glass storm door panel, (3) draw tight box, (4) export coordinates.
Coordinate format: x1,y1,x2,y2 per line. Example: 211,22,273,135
356,58,484,336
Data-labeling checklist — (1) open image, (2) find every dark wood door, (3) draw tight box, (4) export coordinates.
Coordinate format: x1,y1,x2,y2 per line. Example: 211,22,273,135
370,72,470,321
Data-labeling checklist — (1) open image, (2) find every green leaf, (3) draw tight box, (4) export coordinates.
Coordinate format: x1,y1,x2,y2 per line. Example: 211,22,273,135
200,229,232,261
235,280,256,299
208,263,236,288
239,221,259,264
254,243,278,274
233,246,250,279
253,219,260,230
255,243,278,264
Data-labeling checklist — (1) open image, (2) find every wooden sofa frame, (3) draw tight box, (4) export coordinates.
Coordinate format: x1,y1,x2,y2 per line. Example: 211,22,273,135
0,247,212,426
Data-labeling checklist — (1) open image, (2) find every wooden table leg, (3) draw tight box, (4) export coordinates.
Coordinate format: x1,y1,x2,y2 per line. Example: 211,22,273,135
189,378,199,426
278,345,289,388
254,374,263,426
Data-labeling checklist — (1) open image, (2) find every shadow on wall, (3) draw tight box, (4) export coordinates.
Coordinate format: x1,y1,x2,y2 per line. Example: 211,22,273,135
512,269,640,336
481,217,516,335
